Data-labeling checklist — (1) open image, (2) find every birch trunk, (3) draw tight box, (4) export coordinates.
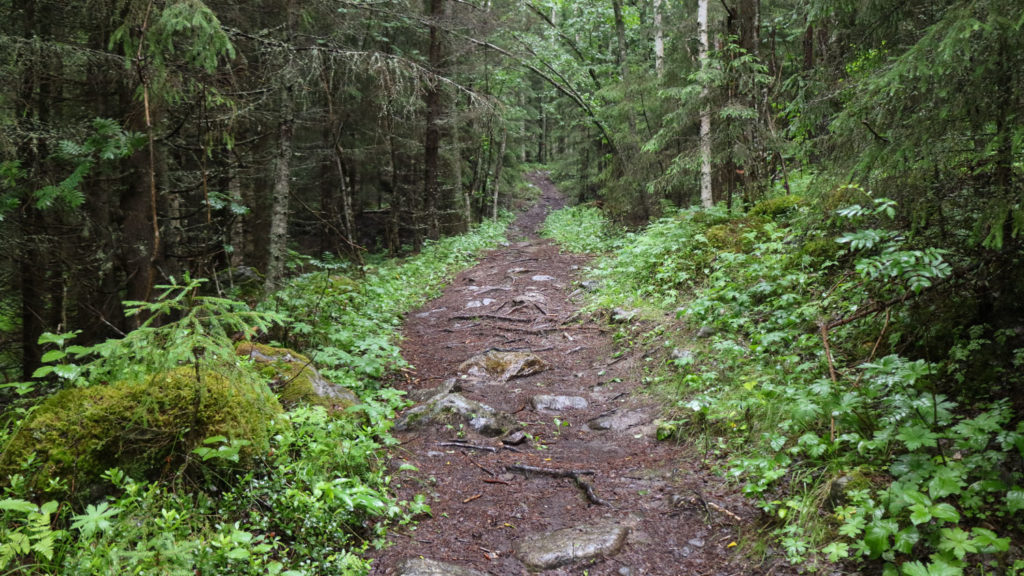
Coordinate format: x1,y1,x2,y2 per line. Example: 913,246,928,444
654,0,664,78
698,0,713,208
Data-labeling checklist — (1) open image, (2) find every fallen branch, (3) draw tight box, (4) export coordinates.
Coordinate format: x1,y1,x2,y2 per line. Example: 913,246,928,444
452,313,536,323
439,442,497,453
506,464,605,506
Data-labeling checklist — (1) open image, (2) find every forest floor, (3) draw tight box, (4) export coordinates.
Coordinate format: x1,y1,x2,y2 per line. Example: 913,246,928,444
369,174,793,576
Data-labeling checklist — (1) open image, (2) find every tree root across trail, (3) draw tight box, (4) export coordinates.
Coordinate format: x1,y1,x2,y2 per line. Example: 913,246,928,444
369,173,790,575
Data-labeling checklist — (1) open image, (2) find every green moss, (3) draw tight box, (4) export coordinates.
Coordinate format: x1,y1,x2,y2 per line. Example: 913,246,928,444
820,185,872,214
236,343,359,414
0,368,281,500
749,194,806,218
800,234,841,260
706,217,769,253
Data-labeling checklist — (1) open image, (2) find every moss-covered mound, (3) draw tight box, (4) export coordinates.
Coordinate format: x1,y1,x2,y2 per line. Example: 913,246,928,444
0,368,281,500
236,342,360,414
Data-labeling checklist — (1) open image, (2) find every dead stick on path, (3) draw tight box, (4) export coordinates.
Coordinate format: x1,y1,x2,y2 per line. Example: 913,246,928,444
506,464,606,506
439,442,497,453
706,501,742,523
452,314,536,322
468,458,496,476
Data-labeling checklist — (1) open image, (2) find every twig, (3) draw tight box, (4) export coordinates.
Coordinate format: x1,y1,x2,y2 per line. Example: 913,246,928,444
439,442,497,453
463,494,482,503
567,345,585,354
483,478,511,485
706,500,742,523
469,458,496,476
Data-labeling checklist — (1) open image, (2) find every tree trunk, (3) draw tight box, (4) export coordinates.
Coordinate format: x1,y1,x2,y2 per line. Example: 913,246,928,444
422,0,445,241
491,128,507,220
698,0,713,208
654,0,665,78
264,83,293,294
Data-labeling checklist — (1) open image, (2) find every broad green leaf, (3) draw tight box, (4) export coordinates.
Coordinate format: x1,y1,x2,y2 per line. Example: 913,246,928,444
896,425,940,450
0,498,38,513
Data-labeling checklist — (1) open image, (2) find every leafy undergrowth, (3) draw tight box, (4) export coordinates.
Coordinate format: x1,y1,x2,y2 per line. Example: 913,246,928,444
544,195,1024,575
0,217,510,575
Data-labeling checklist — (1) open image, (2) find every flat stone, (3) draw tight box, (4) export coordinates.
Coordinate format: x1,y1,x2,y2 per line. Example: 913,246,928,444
465,298,497,308
515,522,629,570
581,280,600,291
395,557,489,576
459,349,549,381
531,395,589,411
513,291,547,304
587,410,651,431
531,274,556,282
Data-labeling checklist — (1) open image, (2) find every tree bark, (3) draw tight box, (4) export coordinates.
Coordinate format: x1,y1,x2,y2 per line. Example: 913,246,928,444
264,83,294,294
698,0,713,208
422,0,445,242
491,128,507,220
653,0,665,78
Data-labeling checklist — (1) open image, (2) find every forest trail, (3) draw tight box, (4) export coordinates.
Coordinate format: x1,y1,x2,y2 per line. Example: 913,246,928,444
370,174,780,576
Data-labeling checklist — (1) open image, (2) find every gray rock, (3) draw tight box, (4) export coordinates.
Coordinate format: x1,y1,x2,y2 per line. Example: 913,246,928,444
407,378,461,403
611,308,638,323
581,280,600,291
395,557,489,576
459,349,549,381
531,395,589,411
671,348,694,362
513,291,547,304
395,393,514,437
587,410,651,431
531,274,556,282
695,325,715,338
503,430,529,445
465,298,497,308
515,522,629,570
687,537,705,548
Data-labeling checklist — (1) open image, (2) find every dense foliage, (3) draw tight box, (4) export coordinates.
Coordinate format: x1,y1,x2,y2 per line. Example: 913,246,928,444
2,0,1022,573
544,190,1023,575
0,218,508,575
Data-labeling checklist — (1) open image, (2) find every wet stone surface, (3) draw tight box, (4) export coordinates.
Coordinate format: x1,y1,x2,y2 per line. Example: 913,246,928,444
515,522,629,570
395,558,489,576
531,394,589,412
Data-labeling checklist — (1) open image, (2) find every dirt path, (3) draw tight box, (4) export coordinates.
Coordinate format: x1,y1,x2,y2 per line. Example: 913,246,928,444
370,174,776,575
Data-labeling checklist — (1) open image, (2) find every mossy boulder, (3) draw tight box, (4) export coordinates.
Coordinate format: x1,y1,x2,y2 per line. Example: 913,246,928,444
0,368,281,500
236,343,360,414
705,216,769,253
749,194,806,218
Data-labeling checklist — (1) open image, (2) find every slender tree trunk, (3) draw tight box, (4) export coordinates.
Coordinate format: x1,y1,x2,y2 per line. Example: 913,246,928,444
654,0,664,78
264,84,293,294
422,0,445,241
491,128,507,220
451,99,470,230
698,0,713,208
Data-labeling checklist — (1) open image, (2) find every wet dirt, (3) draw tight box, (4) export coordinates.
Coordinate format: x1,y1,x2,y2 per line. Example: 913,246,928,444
369,173,792,576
